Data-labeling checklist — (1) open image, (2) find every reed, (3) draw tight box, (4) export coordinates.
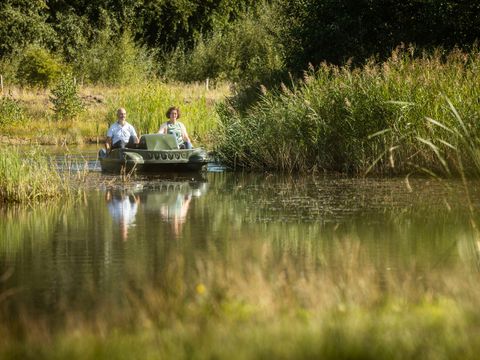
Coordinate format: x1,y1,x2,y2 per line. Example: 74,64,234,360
0,146,71,203
216,46,480,174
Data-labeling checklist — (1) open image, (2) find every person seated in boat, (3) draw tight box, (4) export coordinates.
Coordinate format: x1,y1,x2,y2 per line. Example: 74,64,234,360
105,107,139,151
158,106,193,149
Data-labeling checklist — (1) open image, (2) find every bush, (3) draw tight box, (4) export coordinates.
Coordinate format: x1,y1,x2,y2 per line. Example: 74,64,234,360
50,76,84,120
75,29,156,85
162,2,284,88
0,95,26,126
17,45,64,88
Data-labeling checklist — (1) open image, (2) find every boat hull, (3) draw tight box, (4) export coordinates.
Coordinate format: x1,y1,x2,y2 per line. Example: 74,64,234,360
98,148,209,174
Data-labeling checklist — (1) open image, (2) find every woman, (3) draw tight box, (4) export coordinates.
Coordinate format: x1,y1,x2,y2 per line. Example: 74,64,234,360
158,106,193,149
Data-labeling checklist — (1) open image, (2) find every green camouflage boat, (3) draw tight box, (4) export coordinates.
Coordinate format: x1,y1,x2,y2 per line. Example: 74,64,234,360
98,134,209,173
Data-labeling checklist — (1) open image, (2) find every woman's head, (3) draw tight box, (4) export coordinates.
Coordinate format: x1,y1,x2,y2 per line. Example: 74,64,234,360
166,106,181,120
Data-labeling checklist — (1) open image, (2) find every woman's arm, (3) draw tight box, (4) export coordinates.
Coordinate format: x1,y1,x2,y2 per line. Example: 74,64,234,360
180,122,191,142
158,122,167,134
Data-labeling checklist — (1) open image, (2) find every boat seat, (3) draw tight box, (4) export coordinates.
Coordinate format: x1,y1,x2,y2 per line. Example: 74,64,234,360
139,134,179,150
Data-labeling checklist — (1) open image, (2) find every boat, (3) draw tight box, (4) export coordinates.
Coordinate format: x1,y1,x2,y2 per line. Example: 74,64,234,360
98,134,209,173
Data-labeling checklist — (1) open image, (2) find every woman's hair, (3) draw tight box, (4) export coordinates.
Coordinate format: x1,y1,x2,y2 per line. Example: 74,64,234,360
166,106,181,119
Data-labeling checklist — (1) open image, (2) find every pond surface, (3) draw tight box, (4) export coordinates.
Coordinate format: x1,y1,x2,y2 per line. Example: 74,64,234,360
1,146,480,321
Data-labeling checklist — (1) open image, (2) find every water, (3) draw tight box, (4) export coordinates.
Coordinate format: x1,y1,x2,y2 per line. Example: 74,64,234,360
1,146,479,320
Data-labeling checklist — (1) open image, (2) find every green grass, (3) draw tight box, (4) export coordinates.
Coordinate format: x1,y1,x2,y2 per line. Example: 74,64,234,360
0,82,229,147
107,82,224,146
0,146,73,203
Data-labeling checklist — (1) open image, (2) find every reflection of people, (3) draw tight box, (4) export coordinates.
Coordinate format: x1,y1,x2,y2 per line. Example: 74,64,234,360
160,192,192,236
106,190,140,241
158,106,193,149
105,108,139,151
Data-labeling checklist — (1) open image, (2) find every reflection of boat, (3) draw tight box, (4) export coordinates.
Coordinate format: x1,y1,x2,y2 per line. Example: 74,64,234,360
98,134,209,173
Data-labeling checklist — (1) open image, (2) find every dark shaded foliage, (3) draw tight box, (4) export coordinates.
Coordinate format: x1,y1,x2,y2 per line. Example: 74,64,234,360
277,0,480,72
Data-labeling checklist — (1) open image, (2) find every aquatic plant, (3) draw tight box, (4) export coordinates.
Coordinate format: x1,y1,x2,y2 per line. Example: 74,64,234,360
0,146,71,203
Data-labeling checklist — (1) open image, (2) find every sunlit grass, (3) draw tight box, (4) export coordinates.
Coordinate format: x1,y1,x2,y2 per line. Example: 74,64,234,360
0,146,73,203
0,82,230,147
108,82,227,146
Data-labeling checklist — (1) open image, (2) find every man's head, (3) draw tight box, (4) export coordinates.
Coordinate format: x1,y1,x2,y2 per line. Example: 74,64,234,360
117,108,127,124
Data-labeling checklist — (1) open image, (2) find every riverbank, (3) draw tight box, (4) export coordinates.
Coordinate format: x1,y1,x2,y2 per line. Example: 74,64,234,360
0,82,229,147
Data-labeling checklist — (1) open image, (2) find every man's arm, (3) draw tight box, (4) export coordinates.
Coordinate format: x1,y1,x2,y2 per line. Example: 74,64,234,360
105,136,112,150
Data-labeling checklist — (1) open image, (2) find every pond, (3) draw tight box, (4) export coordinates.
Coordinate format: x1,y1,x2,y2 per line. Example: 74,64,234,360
1,145,479,327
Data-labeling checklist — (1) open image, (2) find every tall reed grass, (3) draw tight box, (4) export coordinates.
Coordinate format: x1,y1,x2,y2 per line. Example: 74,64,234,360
216,46,480,174
0,146,71,203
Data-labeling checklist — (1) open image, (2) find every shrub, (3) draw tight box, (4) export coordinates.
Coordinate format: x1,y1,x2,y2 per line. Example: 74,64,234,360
17,45,64,88
162,2,284,88
0,95,26,126
50,76,85,120
75,29,156,85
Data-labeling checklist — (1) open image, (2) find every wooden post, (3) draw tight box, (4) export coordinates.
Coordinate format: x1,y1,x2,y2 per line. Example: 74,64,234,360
0,75,3,94
205,78,209,91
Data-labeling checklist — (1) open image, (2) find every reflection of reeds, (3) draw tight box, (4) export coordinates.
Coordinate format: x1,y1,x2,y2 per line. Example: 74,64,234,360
1,235,480,359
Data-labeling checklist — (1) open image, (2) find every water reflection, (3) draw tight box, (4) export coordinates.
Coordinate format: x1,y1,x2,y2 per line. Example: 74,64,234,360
2,171,480,321
139,180,208,237
105,190,140,241
104,180,209,241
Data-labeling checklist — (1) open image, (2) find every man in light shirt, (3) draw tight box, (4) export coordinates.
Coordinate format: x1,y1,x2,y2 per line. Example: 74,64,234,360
105,108,139,151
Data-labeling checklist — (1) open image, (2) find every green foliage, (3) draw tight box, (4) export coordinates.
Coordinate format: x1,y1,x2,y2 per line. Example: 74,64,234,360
52,11,92,63
0,95,26,126
162,2,284,88
17,46,65,88
134,0,257,51
0,0,55,58
275,0,480,70
76,30,156,85
50,76,85,121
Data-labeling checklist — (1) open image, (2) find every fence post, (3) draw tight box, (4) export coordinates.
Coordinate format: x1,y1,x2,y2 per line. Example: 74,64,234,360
205,78,209,91
0,75,3,94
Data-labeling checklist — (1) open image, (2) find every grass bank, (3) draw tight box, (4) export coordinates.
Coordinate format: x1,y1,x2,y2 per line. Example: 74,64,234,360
216,47,480,174
0,82,229,147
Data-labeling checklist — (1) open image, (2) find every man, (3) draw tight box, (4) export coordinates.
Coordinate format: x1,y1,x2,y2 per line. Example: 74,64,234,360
105,108,139,151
